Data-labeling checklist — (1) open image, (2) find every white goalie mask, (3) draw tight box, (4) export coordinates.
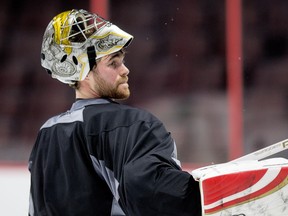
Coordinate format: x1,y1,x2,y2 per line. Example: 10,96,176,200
41,9,133,84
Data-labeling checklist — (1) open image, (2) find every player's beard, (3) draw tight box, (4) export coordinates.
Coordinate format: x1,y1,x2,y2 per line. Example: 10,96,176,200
94,74,130,100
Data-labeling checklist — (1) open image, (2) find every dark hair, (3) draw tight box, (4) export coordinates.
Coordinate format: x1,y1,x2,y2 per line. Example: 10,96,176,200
69,81,79,89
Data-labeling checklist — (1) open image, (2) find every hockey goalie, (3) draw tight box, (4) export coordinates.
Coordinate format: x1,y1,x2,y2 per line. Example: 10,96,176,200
191,139,288,216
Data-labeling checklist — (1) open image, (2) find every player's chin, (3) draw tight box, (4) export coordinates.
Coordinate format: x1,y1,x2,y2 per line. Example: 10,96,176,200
114,87,130,100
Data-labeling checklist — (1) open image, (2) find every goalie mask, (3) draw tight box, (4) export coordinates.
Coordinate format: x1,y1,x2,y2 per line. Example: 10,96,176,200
41,9,133,84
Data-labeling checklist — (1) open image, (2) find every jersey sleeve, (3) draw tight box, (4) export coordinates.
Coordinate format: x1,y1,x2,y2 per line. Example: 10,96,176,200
85,105,202,215
117,120,202,215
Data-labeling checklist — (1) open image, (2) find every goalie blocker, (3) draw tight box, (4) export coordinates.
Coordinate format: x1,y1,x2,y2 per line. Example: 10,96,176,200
191,139,288,216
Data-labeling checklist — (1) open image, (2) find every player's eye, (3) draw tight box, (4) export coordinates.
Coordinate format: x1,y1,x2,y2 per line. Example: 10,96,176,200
109,61,118,68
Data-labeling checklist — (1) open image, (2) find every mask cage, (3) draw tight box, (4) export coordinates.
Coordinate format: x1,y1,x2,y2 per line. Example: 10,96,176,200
58,10,109,49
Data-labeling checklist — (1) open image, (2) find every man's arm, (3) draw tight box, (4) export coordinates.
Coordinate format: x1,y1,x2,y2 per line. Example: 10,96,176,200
117,120,202,215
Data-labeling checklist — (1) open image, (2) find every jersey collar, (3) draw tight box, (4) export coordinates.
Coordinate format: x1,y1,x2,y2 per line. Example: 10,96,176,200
70,98,111,111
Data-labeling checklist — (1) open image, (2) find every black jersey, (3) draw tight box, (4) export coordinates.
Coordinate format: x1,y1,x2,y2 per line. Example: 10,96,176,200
29,98,201,215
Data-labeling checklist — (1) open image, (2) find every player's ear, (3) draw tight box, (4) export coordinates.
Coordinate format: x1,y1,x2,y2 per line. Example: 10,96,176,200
84,72,91,80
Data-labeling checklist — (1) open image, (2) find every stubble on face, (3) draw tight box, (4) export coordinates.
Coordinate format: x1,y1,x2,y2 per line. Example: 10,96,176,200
92,67,130,100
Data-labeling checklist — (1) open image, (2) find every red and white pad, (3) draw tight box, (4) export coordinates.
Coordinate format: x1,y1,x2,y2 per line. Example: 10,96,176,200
191,158,288,216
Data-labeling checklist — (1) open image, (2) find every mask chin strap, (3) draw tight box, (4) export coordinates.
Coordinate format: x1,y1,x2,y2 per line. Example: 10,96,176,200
87,46,97,71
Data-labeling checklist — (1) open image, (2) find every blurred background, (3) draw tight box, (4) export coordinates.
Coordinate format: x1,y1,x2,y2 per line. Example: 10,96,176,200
1,0,288,167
